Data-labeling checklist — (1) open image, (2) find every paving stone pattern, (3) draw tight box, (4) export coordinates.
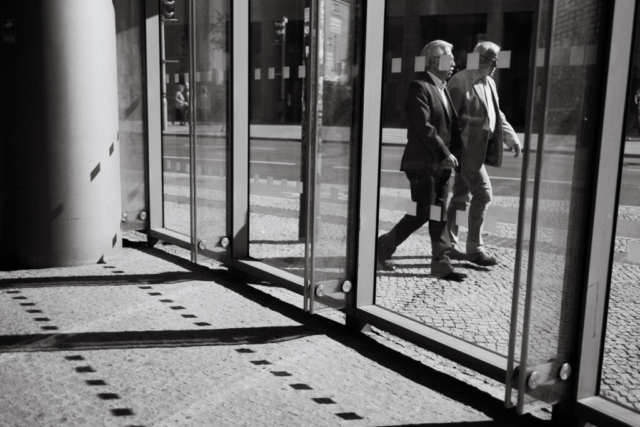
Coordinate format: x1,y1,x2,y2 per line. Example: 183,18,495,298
0,239,551,426
243,190,640,413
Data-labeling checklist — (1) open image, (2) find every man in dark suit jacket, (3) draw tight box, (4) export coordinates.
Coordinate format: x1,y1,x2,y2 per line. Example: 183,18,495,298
377,40,466,281
446,41,522,267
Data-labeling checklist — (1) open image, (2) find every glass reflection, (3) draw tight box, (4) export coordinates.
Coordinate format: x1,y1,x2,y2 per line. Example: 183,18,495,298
508,0,609,407
114,0,148,230
248,1,307,276
600,4,640,413
309,0,363,312
194,0,229,260
375,1,533,356
161,0,192,235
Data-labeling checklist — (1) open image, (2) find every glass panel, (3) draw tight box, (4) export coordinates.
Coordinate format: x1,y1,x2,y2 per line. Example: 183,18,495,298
194,0,230,258
516,0,607,408
161,0,192,235
249,1,307,277
114,0,148,231
375,1,534,357
600,4,640,414
309,0,363,311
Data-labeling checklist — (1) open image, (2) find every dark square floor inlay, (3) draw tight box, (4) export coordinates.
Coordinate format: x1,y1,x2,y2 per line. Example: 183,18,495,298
26,310,42,313
290,383,313,390
6,291,21,294
270,371,292,377
20,303,35,306
139,286,152,289
251,360,271,365
194,322,211,326
34,318,50,322
313,398,336,404
65,355,85,361
111,408,134,417
170,306,185,310
336,412,363,420
75,366,95,373
236,348,255,353
103,266,116,269
97,393,120,400
12,296,27,300
111,270,125,274
148,292,162,296
86,380,107,386
159,299,173,303
41,326,58,331
182,314,197,319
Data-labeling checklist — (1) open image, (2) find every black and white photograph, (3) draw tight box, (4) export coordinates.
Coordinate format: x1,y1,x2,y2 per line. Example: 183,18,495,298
1,0,639,425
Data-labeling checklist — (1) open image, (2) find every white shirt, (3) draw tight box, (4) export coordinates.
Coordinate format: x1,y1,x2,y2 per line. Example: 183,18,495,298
481,78,497,133
427,71,451,117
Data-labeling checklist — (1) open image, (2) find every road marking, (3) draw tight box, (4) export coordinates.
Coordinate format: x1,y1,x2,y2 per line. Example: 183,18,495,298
164,156,295,166
250,160,296,166
337,165,574,184
491,176,572,185
333,166,403,173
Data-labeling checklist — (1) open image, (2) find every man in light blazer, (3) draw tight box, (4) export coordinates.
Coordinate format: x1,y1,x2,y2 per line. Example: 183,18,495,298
377,40,466,281
446,41,521,266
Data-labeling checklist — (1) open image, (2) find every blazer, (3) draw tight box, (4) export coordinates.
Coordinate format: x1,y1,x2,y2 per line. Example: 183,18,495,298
400,74,463,175
447,69,519,171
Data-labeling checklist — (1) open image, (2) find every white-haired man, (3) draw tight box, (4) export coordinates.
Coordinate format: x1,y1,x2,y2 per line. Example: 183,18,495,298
446,41,522,266
377,40,466,281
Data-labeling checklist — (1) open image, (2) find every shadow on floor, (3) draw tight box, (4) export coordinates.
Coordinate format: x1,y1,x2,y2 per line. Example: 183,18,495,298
1,239,550,426
0,325,316,353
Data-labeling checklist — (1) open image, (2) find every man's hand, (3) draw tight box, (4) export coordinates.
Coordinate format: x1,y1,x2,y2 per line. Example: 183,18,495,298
440,154,459,169
512,143,521,158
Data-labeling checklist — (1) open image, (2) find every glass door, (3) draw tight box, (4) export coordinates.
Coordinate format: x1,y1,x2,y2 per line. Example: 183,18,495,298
304,0,363,314
354,0,609,416
158,0,230,262
246,0,363,314
161,0,193,237
193,0,230,262
506,0,609,414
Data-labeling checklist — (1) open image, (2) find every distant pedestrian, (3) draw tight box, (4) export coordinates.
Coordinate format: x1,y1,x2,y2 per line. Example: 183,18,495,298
175,84,188,125
627,85,640,138
196,85,211,122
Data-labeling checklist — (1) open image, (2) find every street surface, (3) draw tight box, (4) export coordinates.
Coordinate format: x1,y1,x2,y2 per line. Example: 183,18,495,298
0,235,552,425
156,125,640,412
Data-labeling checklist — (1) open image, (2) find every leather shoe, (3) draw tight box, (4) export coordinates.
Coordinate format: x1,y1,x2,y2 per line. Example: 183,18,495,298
441,272,468,282
377,235,395,272
448,247,467,261
377,258,396,272
431,256,467,280
467,251,498,266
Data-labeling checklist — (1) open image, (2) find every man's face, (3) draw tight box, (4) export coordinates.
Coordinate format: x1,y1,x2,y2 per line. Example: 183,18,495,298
478,51,498,78
443,47,455,78
432,47,455,79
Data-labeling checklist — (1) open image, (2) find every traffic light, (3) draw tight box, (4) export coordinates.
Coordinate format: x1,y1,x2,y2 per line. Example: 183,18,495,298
161,0,176,20
273,16,288,45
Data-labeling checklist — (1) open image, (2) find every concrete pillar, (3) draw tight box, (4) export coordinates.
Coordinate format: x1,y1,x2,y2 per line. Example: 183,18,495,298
0,0,121,269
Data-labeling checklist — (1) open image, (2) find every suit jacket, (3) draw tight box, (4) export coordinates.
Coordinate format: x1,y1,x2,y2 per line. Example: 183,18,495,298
400,75,462,175
447,69,519,171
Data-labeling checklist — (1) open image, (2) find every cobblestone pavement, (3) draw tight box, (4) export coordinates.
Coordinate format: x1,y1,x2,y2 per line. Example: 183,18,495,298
242,187,640,414
0,236,553,427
